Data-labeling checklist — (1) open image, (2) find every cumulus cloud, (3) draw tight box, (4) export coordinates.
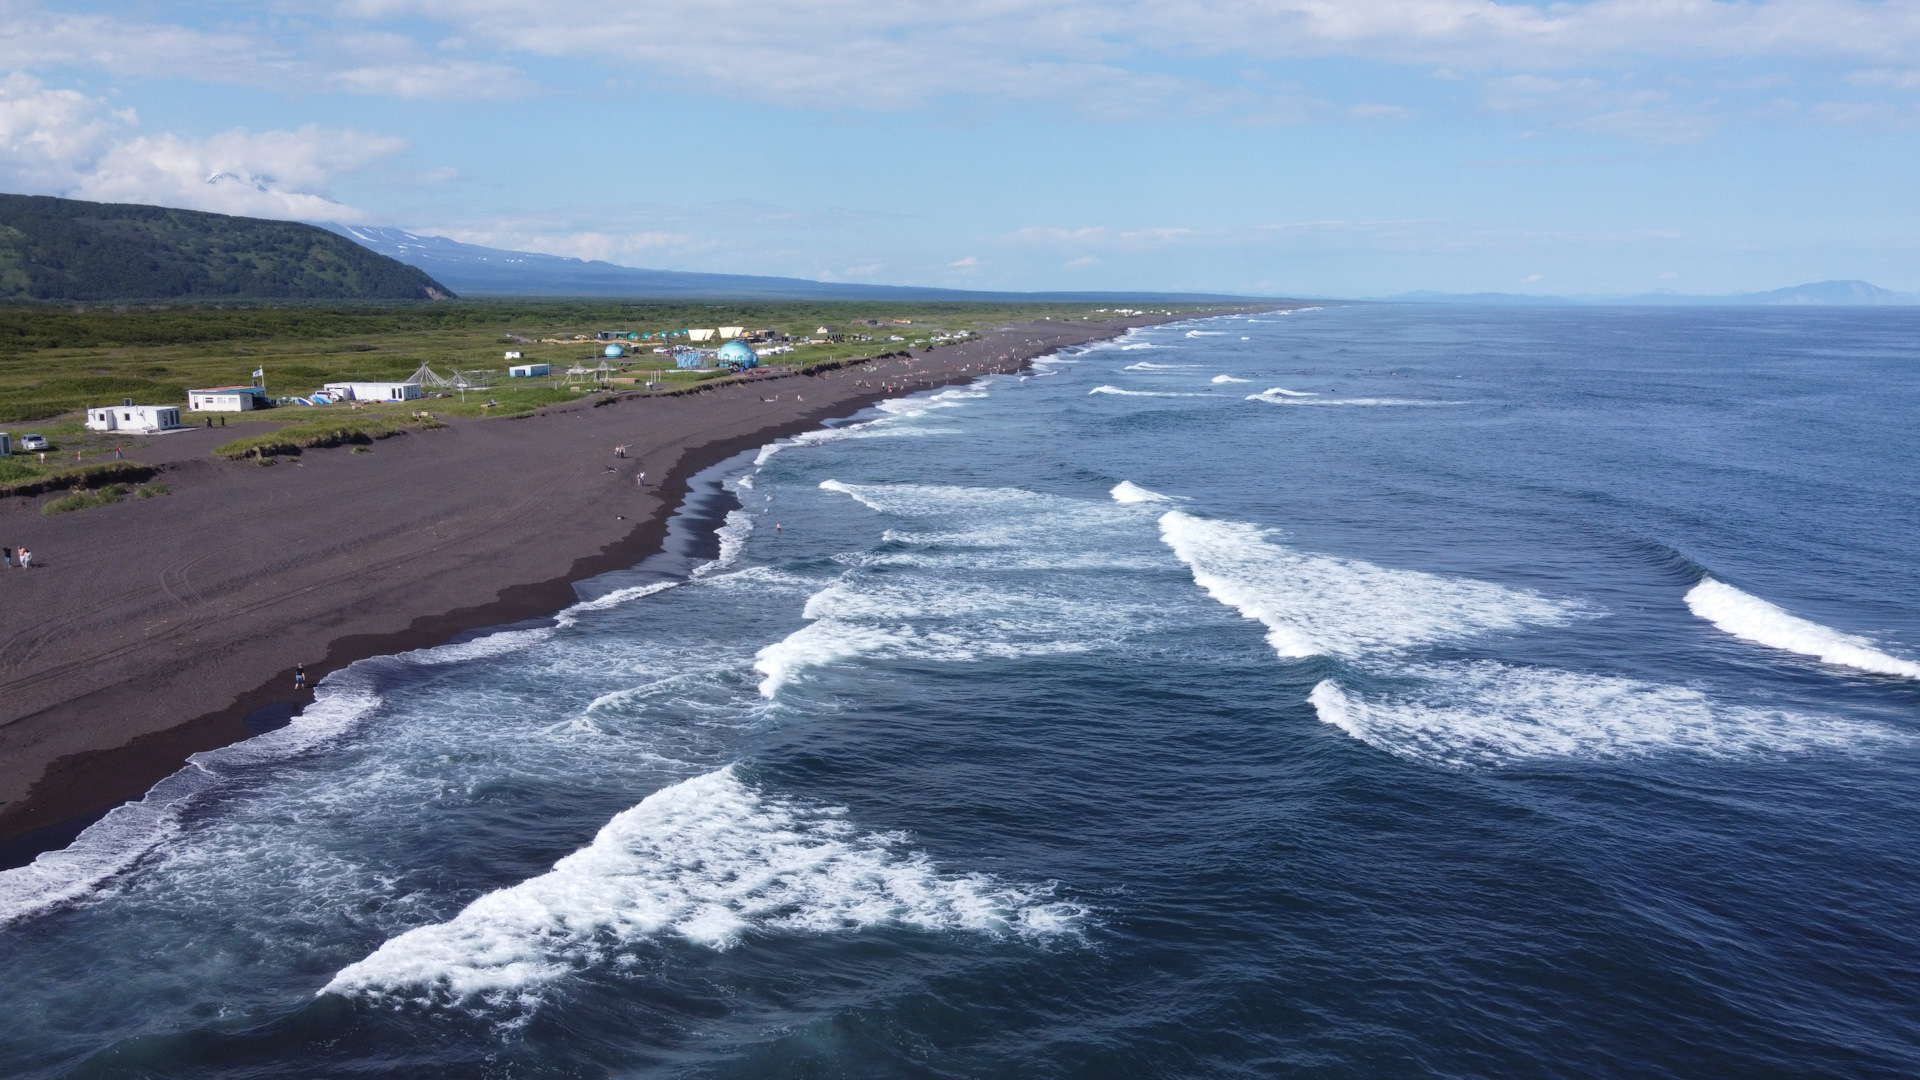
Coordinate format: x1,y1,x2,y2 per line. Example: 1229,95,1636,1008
0,73,405,220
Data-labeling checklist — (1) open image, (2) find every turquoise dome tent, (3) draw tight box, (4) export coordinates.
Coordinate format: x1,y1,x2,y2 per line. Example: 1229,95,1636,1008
717,340,758,369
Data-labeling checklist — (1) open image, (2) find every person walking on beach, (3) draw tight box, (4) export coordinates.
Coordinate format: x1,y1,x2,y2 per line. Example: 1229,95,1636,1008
294,664,306,690
2,547,12,568
18,547,31,569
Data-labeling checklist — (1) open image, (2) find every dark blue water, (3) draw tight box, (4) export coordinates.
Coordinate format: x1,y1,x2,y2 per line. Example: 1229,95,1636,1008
2,306,1917,1078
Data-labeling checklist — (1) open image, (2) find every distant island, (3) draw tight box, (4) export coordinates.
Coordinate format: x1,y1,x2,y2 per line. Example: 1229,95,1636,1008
0,195,453,303
1383,280,1917,306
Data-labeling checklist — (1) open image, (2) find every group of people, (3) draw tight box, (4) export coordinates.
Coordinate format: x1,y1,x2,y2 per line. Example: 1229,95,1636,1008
3,546,33,569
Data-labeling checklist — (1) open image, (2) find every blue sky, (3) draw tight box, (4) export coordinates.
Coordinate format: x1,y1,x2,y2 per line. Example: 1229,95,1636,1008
2,0,1918,295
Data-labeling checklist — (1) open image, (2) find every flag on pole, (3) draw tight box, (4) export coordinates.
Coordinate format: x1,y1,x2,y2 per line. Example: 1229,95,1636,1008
253,368,264,378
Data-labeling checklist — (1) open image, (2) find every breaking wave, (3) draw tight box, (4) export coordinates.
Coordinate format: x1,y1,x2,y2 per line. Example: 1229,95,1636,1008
1686,578,1920,679
1311,663,1900,768
1110,481,1173,504
1122,362,1193,371
323,767,1085,1010
0,676,384,928
1089,386,1206,398
1158,511,1579,660
1211,375,1250,383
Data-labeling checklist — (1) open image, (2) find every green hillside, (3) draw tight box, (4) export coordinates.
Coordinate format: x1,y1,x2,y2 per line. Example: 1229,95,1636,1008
0,194,454,302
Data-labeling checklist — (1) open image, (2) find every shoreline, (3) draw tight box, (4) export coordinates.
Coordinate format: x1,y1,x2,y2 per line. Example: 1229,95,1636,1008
0,310,1277,864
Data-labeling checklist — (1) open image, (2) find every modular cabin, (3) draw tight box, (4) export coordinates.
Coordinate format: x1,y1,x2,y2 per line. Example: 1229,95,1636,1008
0,432,10,455
508,363,552,378
321,382,424,402
87,401,184,433
189,386,271,412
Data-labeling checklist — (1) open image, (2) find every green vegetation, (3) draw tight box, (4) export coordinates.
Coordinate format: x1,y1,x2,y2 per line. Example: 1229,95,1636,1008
0,459,155,498
43,483,129,514
0,194,451,303
0,298,1245,431
213,415,445,459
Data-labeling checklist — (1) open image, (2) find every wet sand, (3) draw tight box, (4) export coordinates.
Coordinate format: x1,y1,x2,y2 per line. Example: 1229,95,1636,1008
0,314,1254,855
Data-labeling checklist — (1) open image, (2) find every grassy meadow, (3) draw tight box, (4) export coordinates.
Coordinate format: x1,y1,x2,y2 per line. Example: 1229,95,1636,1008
0,298,1234,481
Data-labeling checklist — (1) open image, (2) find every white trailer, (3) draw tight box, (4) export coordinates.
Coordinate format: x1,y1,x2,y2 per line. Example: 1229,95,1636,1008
86,404,184,433
321,382,424,402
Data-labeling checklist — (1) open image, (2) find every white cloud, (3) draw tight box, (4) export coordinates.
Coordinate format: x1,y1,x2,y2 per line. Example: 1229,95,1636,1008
0,73,131,190
3,0,1918,135
0,73,405,220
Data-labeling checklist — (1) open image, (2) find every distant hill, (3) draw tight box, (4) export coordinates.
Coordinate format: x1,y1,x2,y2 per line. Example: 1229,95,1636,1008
0,195,453,302
1384,280,1917,306
325,225,1260,303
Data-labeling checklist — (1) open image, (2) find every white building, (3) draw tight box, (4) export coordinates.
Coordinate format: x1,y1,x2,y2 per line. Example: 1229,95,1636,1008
686,328,716,342
719,326,745,338
189,386,270,412
87,403,183,433
321,381,423,402
508,363,552,378
505,350,524,360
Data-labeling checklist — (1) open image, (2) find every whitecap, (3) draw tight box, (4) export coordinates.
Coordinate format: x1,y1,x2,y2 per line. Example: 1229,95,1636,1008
1311,662,1898,768
1212,375,1250,384
1122,362,1193,371
1686,578,1920,679
322,766,1084,1009
1089,386,1205,398
1158,511,1579,660
1186,330,1226,337
1110,481,1172,504
1244,386,1320,403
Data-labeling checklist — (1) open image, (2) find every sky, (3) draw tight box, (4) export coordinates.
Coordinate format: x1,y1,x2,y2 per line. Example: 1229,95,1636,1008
2,0,1919,296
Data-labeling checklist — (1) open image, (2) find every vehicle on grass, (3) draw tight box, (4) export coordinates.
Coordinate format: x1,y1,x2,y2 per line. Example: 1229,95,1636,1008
20,434,49,451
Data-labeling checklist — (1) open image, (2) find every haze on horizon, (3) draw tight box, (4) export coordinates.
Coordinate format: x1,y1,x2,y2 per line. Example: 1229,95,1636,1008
0,0,1916,297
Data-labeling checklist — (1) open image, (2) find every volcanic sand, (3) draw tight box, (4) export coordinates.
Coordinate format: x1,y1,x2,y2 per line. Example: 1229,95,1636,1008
0,315,1221,850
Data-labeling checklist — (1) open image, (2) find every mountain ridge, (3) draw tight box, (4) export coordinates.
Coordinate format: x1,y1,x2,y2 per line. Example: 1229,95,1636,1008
323,225,1265,302
0,194,452,302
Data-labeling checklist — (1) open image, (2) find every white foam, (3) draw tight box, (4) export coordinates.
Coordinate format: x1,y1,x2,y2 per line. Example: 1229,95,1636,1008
1122,361,1192,371
0,676,383,927
766,482,1161,695
555,581,679,627
1186,330,1225,337
1211,375,1251,384
692,510,756,579
1158,511,1579,659
323,766,1083,1008
1685,578,1920,679
1110,481,1172,504
1249,390,1465,407
1089,385,1205,398
1311,662,1899,768
1118,343,1163,351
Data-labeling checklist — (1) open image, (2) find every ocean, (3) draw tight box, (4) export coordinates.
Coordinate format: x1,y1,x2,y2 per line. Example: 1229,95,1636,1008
2,305,1916,1078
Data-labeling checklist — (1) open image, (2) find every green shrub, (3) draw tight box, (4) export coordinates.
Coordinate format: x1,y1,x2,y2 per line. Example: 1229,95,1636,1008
212,415,442,459
0,459,153,497
43,483,127,514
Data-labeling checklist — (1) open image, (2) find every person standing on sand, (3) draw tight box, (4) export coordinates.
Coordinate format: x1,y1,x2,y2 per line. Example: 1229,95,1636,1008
19,547,31,569
294,665,306,690
2,547,12,567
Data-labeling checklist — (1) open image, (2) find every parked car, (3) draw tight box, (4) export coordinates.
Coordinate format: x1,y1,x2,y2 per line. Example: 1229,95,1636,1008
19,434,49,451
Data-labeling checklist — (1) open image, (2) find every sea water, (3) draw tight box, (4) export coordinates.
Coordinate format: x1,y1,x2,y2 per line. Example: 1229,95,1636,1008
1,306,1917,1078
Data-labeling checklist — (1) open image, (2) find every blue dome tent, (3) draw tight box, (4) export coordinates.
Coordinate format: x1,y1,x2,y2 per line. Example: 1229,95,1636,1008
717,340,758,369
